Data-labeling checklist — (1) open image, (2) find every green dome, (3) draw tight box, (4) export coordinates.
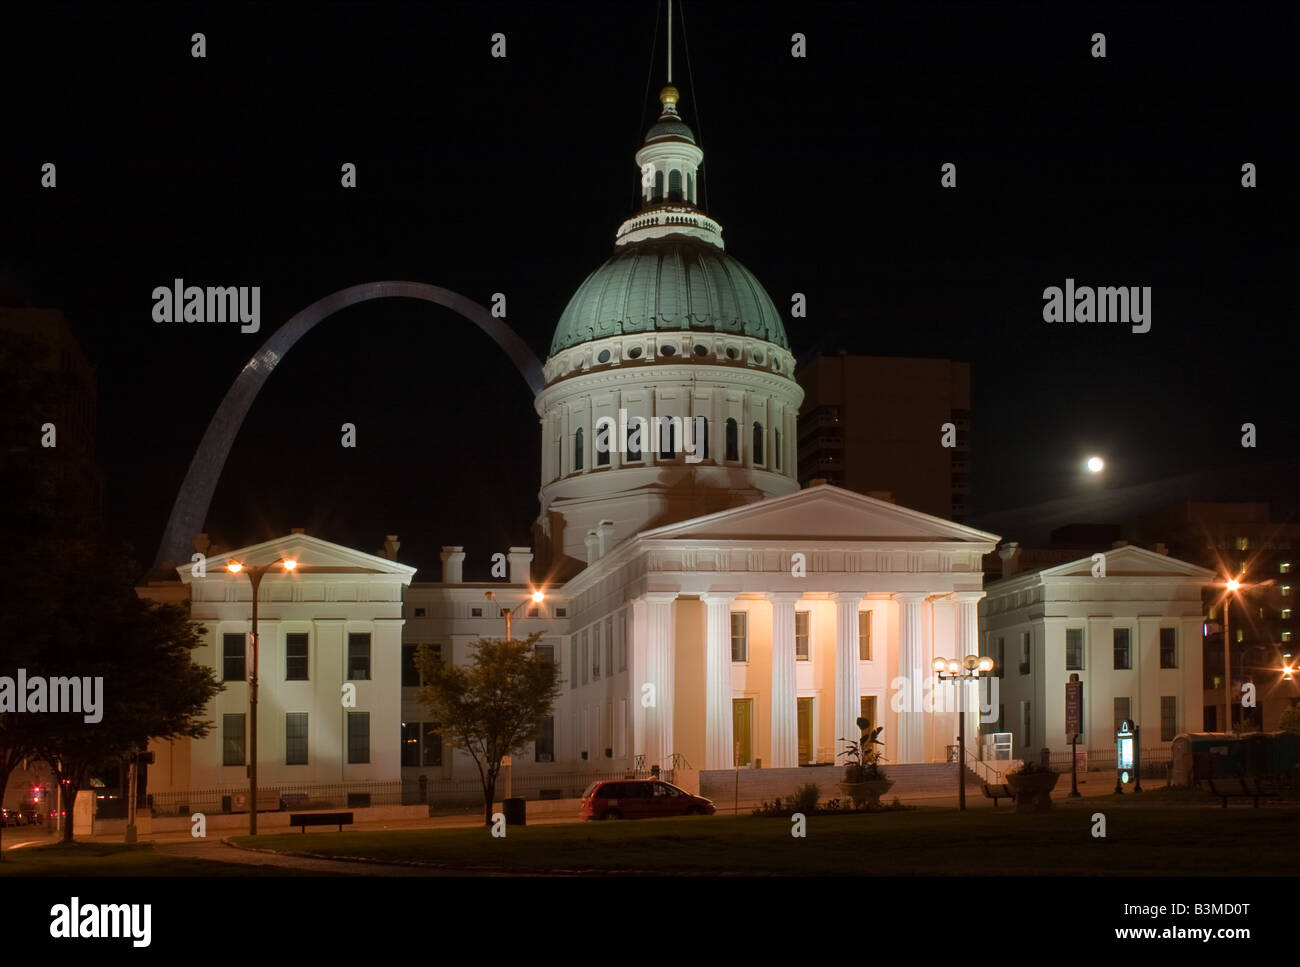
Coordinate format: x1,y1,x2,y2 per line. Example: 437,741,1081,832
549,239,790,355
644,117,696,144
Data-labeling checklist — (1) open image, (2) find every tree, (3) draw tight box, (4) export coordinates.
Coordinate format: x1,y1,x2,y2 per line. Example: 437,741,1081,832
415,633,561,826
1279,703,1300,735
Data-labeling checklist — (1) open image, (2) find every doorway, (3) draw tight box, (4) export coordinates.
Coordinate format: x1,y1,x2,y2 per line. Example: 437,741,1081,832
797,698,814,764
732,698,753,766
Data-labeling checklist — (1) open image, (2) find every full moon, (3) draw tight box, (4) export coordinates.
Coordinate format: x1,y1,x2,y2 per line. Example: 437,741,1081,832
1086,456,1104,473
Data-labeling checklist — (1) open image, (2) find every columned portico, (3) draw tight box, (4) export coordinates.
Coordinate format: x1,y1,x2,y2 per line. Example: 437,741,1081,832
830,592,863,761
643,592,678,768
702,592,737,769
895,592,928,763
765,592,803,768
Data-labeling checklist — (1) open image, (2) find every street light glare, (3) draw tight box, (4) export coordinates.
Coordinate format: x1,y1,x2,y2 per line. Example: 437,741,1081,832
282,559,297,570
531,590,545,603
226,561,242,573
1086,456,1104,473
1226,578,1240,592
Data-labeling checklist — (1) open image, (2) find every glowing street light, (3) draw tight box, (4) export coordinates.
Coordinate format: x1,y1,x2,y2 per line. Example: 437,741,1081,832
485,589,546,641
933,654,994,810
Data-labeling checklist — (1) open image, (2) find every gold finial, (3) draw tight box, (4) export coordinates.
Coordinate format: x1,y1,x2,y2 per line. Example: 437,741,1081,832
659,85,679,109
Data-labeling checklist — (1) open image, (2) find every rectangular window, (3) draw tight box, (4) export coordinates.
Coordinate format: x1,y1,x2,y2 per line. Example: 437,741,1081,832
285,632,309,680
997,637,1005,675
347,711,370,764
222,713,245,766
1066,628,1085,670
471,607,483,617
401,644,420,687
222,633,246,682
1114,696,1131,734
858,610,872,660
536,644,554,666
619,610,628,671
285,712,308,765
347,633,372,680
413,607,426,618
1113,628,1132,669
593,625,601,679
605,617,614,675
401,721,420,767
1021,701,1032,748
535,715,554,763
1159,627,1177,668
570,638,577,690
581,631,589,685
1160,696,1177,742
795,611,811,660
1020,631,1031,674
421,723,442,767
556,607,568,618
731,611,748,662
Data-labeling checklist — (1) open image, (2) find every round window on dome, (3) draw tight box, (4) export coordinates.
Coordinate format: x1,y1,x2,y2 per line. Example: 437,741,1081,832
694,344,709,357
661,344,676,357
752,350,765,364
627,346,643,359
597,349,611,364
726,346,738,359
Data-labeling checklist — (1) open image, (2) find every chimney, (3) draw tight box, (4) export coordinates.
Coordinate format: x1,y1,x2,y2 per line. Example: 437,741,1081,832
507,546,533,584
290,527,305,535
867,490,895,504
585,530,599,566
809,478,828,487
193,533,211,556
378,535,400,560
998,541,1021,577
440,546,465,584
1111,540,1129,549
1155,542,1169,556
596,520,615,559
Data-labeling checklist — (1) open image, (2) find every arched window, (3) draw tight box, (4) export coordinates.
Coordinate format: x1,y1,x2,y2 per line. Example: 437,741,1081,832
668,169,683,200
725,418,738,461
653,170,664,202
659,418,677,459
595,418,612,467
626,417,643,461
753,422,764,465
700,416,709,460
774,429,781,470
573,427,583,471
687,172,694,204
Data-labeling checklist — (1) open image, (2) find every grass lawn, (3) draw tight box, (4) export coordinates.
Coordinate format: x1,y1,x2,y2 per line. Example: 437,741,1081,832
233,802,1299,875
0,842,323,877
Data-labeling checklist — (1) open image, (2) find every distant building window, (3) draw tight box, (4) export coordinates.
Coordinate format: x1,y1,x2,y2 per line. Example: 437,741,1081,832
422,723,442,766
286,633,309,680
858,610,872,660
556,607,567,618
1282,630,1292,643
795,611,811,660
1235,536,1250,551
401,721,420,767
535,716,555,763
1160,627,1177,668
725,418,739,461
731,612,748,662
223,713,246,766
347,711,370,764
348,633,372,680
471,607,483,617
222,633,246,682
1113,628,1132,670
573,427,584,471
285,712,308,765
1283,586,1292,597
1160,696,1178,742
1066,628,1085,670
1114,697,1131,734
1281,563,1291,574
401,644,420,687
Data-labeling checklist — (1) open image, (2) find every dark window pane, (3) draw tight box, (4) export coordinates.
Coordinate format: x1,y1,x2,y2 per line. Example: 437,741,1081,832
223,713,245,766
1160,627,1177,668
347,711,370,764
535,715,554,763
285,712,308,765
348,633,372,680
286,633,309,680
401,721,420,767
222,633,246,682
421,723,442,766
401,644,420,687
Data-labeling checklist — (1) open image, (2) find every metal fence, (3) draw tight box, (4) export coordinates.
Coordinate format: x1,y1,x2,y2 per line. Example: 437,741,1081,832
1044,746,1173,780
147,769,653,815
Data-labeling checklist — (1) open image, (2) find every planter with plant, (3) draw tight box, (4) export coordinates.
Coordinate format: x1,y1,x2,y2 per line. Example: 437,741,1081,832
836,719,894,808
1004,760,1059,812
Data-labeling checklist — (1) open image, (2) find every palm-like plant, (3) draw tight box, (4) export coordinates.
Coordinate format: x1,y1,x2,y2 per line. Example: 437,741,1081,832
838,718,887,781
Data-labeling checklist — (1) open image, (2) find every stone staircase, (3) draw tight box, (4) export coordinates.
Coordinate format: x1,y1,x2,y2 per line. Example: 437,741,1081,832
699,762,982,806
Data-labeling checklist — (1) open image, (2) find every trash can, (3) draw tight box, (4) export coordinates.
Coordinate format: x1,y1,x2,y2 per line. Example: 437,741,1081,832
503,797,526,826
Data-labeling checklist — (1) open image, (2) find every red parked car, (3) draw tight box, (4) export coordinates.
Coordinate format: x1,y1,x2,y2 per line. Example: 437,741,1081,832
580,779,715,821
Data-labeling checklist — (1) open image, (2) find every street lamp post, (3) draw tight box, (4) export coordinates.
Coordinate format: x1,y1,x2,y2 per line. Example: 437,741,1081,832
227,557,296,835
1222,576,1241,734
484,589,544,641
933,653,995,810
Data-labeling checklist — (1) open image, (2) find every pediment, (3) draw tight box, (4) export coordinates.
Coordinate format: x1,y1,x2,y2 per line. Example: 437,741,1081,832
177,534,417,583
637,484,1000,545
1042,544,1214,579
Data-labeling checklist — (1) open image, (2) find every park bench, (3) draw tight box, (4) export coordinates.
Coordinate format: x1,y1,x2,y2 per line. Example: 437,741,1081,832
1205,777,1278,809
289,811,354,832
981,782,1015,807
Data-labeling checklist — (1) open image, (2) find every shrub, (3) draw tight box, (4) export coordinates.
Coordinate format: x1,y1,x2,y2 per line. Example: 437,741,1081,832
789,783,820,814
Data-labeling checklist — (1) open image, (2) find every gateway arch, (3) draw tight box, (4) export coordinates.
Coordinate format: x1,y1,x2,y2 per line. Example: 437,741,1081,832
154,281,544,567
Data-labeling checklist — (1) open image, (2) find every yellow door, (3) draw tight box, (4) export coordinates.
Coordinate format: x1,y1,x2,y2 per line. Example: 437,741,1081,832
797,698,813,764
732,699,753,766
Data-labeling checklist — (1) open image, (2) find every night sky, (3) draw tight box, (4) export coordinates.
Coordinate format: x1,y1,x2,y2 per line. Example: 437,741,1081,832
4,2,1298,577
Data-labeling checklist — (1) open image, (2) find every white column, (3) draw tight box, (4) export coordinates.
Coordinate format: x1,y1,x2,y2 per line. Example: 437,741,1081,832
831,592,863,762
644,592,677,769
702,593,737,770
895,592,928,763
953,591,985,765
630,597,648,765
766,592,802,768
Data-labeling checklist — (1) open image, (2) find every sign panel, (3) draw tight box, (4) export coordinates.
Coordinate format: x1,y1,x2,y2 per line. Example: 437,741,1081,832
1065,675,1083,740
